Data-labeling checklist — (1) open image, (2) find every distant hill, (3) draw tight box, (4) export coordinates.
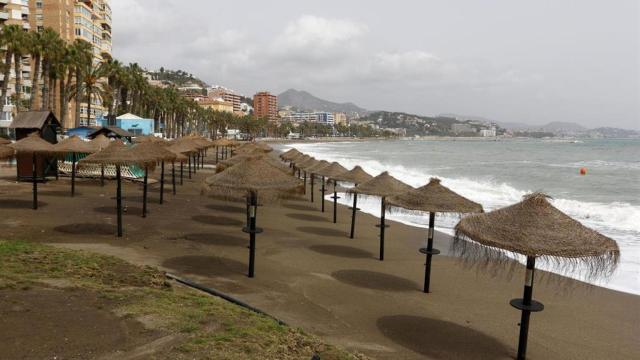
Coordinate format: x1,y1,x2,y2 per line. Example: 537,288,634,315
147,68,208,88
278,89,367,116
536,121,587,134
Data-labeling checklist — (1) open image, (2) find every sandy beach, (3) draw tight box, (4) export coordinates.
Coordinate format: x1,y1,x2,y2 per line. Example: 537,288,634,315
0,155,638,359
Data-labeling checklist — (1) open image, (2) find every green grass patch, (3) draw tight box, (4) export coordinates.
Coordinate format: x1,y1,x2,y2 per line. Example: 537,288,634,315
0,240,365,359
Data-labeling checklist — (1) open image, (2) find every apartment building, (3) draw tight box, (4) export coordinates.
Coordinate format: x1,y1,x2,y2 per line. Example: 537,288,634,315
281,111,335,126
29,0,112,128
0,0,33,132
253,91,277,121
208,86,241,112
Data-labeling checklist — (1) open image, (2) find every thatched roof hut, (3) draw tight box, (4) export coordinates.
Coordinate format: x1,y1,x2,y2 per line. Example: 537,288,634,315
53,136,96,154
332,165,373,185
388,178,483,214
348,171,413,198
454,193,619,275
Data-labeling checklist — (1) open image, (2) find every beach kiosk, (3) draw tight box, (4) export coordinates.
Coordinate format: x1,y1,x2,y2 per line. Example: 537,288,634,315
9,111,60,181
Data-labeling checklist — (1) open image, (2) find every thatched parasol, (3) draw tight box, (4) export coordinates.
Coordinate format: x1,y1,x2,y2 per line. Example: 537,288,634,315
0,138,11,145
332,166,374,238
348,171,413,260
167,147,189,186
212,138,233,161
9,133,56,210
80,141,156,237
89,134,112,185
305,160,331,212
0,145,14,160
388,178,483,293
280,148,301,162
316,162,348,223
292,155,315,196
203,157,303,278
133,135,167,144
131,142,178,216
454,193,619,360
167,141,199,179
53,136,96,197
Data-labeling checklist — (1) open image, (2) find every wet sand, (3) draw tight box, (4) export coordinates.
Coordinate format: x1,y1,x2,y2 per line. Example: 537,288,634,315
0,158,638,359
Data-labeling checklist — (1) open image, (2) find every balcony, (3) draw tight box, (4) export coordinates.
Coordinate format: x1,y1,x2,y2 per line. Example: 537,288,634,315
22,22,30,30
0,11,9,21
21,6,28,15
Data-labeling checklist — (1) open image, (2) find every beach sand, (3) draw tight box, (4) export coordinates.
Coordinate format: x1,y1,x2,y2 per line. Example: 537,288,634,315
0,158,638,359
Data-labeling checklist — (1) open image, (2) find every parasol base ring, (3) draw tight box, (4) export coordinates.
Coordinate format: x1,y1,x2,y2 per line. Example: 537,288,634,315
242,227,264,234
419,247,441,256
330,196,341,200
348,207,361,211
375,224,390,228
510,298,544,312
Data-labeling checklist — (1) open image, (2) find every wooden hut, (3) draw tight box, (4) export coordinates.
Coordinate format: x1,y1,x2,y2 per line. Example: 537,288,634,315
9,111,60,180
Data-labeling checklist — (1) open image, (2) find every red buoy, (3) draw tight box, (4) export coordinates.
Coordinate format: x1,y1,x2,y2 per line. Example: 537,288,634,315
579,167,587,175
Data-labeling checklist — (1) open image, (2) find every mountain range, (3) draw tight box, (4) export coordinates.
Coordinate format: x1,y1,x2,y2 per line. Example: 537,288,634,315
278,89,368,116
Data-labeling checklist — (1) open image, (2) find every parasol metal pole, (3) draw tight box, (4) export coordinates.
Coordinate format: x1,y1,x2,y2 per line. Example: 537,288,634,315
116,165,122,237
188,155,192,178
100,164,104,186
310,174,315,202
142,166,148,218
510,256,544,360
349,192,359,238
71,152,76,197
215,146,219,163
180,161,184,185
201,150,204,167
320,176,326,212
192,154,197,174
32,152,37,210
172,161,176,195
420,212,441,293
376,197,390,261
331,181,340,223
160,160,165,204
303,171,307,194
242,191,263,278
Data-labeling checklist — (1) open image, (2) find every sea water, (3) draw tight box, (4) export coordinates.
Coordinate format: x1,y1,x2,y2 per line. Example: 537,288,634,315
279,139,640,295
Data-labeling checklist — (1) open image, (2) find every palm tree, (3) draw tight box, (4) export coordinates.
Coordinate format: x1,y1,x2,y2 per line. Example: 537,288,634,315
64,40,92,127
36,28,63,111
0,25,24,113
69,61,111,126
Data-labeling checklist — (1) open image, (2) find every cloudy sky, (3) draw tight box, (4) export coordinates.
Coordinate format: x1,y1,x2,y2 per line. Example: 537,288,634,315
112,0,639,129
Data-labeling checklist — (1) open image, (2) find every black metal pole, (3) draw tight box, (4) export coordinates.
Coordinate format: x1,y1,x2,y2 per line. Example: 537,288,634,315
350,193,358,238
379,197,386,261
172,161,176,195
215,146,219,163
188,155,192,179
201,150,205,167
160,160,165,204
180,161,184,185
192,155,197,174
423,212,439,293
248,191,257,278
516,256,538,360
32,153,37,210
142,166,148,218
303,171,307,194
116,165,122,237
332,181,339,223
310,174,315,202
321,176,326,212
100,164,104,186
71,152,76,197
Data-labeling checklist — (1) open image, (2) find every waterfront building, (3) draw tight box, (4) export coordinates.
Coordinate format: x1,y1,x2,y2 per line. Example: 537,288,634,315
208,86,241,112
253,91,278,121
281,111,335,125
199,98,234,113
480,128,497,137
333,112,348,126
97,112,154,136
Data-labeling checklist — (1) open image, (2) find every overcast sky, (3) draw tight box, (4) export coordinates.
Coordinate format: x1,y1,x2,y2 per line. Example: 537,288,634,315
112,0,639,129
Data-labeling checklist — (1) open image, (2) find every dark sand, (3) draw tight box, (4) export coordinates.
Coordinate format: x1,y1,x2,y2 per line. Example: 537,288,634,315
1,159,639,359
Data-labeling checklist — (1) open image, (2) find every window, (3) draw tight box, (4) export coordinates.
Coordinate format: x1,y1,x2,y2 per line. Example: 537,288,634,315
128,128,142,136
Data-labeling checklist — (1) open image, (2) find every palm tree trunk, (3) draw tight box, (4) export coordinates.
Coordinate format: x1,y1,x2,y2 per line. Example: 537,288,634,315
13,53,22,112
75,68,81,127
59,77,66,127
31,54,41,111
0,50,12,111
86,88,92,126
40,60,49,111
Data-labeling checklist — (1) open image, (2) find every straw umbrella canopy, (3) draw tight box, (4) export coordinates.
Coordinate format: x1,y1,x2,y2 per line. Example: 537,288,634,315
167,141,199,179
89,134,111,152
203,157,303,278
9,133,56,210
132,142,178,214
387,178,483,293
217,154,289,174
280,148,301,161
212,138,233,161
348,171,413,260
316,162,348,223
80,141,157,237
306,160,331,211
0,138,12,145
332,166,374,238
52,136,96,197
454,193,619,360
292,155,315,196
